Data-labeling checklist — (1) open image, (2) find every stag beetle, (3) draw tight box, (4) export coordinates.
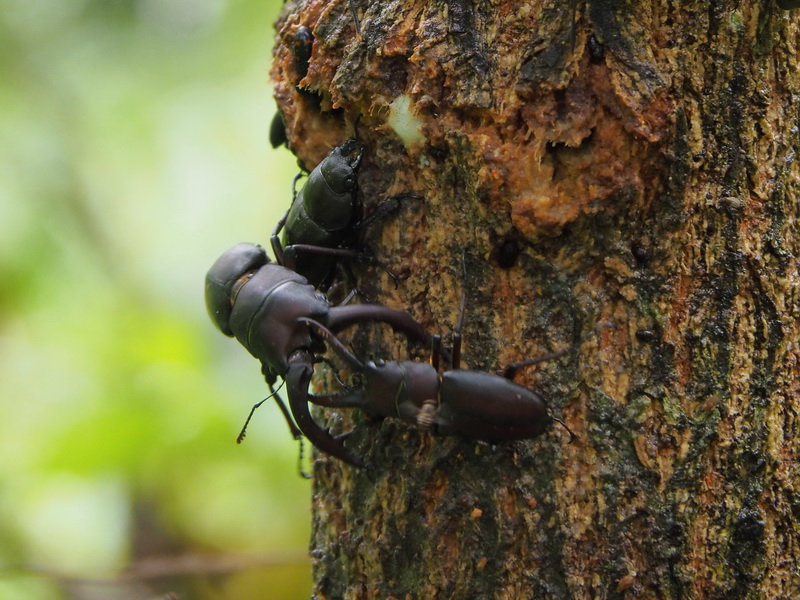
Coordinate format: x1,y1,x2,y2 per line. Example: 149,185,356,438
205,242,430,467
272,139,416,289
296,314,574,464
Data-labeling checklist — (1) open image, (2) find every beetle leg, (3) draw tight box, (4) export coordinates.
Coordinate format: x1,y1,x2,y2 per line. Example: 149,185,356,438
337,286,362,306
354,193,421,233
270,211,288,265
430,335,442,372
286,350,366,468
283,244,359,265
354,252,400,288
451,250,470,369
451,326,462,370
291,171,305,203
348,0,361,37
281,243,402,291
502,348,571,381
552,417,577,443
315,355,358,390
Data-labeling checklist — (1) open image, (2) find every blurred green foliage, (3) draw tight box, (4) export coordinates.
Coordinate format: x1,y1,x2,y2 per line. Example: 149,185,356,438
0,0,312,597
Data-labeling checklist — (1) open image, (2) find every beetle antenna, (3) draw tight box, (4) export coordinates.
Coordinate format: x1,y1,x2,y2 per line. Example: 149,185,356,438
348,0,362,37
502,347,571,381
291,171,306,203
552,417,576,443
297,439,312,479
355,193,421,232
237,380,286,444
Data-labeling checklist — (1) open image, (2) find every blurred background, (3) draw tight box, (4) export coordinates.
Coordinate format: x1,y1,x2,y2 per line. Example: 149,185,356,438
0,0,311,598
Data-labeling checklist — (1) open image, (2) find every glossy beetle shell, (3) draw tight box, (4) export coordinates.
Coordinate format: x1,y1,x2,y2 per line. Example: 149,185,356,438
436,370,551,440
230,269,330,376
284,140,360,245
205,243,269,337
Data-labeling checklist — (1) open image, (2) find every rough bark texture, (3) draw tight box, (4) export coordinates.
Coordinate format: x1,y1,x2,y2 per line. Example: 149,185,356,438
270,1,800,598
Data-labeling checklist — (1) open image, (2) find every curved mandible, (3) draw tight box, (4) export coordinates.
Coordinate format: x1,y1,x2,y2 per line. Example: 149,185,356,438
285,352,366,468
325,304,430,345
297,318,365,372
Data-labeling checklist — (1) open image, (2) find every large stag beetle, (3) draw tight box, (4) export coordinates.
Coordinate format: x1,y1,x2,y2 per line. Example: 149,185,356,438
205,242,429,467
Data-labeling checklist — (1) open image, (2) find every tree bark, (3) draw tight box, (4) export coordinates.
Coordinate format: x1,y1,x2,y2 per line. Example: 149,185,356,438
271,1,800,598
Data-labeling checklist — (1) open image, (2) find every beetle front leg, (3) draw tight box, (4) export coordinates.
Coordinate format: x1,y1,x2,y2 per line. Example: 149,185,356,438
270,211,289,265
285,351,366,468
282,244,359,275
501,348,570,381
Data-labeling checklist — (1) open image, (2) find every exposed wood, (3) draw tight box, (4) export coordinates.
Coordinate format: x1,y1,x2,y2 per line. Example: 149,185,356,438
271,1,800,597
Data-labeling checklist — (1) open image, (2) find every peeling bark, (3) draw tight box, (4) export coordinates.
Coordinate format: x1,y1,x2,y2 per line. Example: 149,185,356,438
270,1,800,598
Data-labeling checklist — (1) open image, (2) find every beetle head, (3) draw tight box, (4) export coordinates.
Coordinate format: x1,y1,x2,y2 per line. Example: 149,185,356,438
205,243,269,336
321,139,362,195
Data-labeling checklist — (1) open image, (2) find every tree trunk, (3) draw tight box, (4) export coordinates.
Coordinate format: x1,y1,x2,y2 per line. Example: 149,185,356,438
271,1,800,598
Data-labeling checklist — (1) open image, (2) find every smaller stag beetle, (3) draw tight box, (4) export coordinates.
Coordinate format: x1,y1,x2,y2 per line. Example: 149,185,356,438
272,138,417,289
205,242,430,467
296,311,574,463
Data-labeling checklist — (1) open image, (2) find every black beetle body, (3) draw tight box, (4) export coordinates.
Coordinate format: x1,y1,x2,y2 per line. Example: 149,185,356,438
272,140,362,287
436,370,551,440
495,237,521,269
272,139,415,290
635,329,658,343
206,242,430,467
284,140,360,248
301,318,573,464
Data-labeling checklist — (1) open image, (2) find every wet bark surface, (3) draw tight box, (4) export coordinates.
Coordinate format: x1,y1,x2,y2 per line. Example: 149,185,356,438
270,1,800,598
